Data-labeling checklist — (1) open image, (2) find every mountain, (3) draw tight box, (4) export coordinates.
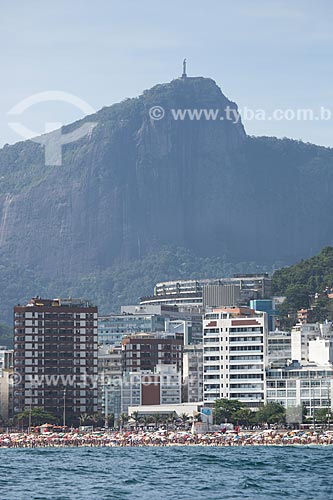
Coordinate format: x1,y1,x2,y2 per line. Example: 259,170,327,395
1,75,333,322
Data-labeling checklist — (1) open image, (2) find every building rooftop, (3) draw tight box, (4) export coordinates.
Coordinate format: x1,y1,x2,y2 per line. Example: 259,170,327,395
208,306,264,318
18,296,96,308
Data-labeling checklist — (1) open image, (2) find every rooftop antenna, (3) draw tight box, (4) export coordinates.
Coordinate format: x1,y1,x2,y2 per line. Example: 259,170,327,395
182,58,187,79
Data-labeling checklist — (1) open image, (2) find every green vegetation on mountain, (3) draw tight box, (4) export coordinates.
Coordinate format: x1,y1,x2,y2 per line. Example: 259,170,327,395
0,245,274,330
0,322,12,348
272,246,333,325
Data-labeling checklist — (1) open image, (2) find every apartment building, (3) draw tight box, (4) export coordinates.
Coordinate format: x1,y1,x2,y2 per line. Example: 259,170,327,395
97,345,122,420
203,307,267,409
121,333,183,373
183,344,203,402
13,297,98,422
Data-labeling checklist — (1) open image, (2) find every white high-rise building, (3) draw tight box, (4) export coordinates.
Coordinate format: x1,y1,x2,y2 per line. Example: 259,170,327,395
203,307,267,409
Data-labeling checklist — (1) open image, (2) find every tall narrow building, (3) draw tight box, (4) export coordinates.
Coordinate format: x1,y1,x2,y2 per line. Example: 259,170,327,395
13,297,98,423
203,307,267,409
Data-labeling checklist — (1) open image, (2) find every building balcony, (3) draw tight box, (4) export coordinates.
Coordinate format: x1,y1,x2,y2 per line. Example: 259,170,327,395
229,350,264,355
229,386,264,393
229,341,264,347
229,378,263,384
203,360,221,366
229,358,264,364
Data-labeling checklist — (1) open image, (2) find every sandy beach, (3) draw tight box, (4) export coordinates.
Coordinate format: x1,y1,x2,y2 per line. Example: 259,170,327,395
0,429,333,448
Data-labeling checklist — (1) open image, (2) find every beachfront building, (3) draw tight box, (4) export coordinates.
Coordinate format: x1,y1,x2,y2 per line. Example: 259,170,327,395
97,345,122,421
266,322,333,418
203,307,267,409
121,364,182,413
120,332,183,413
183,344,203,402
0,347,14,421
266,361,333,417
127,401,203,418
13,297,98,423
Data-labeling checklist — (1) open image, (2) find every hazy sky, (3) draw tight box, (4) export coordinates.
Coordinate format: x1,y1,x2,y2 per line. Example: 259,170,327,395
1,0,333,147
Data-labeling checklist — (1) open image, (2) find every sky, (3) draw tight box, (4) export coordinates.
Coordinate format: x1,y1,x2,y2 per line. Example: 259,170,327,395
1,0,333,147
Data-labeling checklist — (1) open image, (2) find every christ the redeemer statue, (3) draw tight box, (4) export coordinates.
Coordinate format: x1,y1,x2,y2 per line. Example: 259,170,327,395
182,58,187,78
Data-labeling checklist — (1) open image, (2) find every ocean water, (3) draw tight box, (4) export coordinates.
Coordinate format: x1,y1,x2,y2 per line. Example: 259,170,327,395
0,446,332,500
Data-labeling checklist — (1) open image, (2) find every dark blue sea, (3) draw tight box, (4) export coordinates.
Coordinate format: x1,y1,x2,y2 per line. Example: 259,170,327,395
0,446,332,499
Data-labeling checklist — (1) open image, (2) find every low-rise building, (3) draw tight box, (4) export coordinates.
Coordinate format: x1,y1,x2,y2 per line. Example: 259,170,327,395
127,402,203,418
121,364,182,413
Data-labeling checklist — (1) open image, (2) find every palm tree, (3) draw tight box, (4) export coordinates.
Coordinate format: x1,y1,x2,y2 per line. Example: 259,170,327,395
167,413,175,430
107,413,115,428
79,413,90,426
131,411,140,430
153,413,162,429
17,407,57,428
141,415,153,429
146,415,155,428
160,414,172,431
180,413,189,428
120,413,128,430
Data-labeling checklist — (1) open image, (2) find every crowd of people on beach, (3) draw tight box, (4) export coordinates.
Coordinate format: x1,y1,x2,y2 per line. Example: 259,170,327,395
0,429,333,448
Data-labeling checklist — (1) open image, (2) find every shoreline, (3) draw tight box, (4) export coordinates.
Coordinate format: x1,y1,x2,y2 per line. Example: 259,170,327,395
1,443,333,449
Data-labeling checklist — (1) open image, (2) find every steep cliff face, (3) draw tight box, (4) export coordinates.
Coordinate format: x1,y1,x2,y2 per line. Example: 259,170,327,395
0,77,246,278
0,76,333,319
